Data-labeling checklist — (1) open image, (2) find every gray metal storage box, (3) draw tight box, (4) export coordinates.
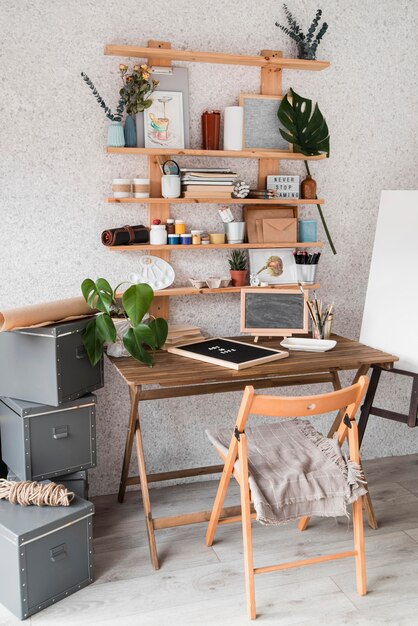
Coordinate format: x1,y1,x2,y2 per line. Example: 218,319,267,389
55,470,89,500
0,395,96,481
0,496,94,620
0,318,104,406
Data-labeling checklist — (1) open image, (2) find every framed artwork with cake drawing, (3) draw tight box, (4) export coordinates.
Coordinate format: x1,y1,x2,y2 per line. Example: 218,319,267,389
144,91,185,149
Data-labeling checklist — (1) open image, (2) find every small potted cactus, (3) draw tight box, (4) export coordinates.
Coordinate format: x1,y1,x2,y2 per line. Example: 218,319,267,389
228,250,248,287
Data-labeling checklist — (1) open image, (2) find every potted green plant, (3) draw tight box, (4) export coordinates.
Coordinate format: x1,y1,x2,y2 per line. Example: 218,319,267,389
228,250,248,287
80,278,168,367
81,71,125,147
119,64,159,148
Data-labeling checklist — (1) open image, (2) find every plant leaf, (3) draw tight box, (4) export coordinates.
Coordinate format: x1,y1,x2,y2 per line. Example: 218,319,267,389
278,89,330,157
95,313,116,343
123,326,154,366
81,278,114,313
148,318,168,349
122,283,154,326
82,318,105,366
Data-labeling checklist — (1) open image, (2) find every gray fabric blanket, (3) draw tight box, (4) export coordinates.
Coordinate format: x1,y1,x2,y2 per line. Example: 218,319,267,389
206,420,367,526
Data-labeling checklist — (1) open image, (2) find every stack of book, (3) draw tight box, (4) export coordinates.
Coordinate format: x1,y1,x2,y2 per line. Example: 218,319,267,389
163,325,204,350
181,168,237,199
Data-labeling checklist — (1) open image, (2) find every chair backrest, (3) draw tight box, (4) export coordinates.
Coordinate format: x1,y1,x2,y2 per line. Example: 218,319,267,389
235,377,369,431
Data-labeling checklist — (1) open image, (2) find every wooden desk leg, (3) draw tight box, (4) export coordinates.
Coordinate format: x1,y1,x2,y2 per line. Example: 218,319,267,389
118,384,142,503
134,404,160,570
298,365,378,532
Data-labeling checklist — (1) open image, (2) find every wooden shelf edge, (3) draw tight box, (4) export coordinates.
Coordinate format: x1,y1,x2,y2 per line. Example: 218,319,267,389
104,44,330,71
105,197,324,205
105,147,326,161
154,284,320,297
106,242,322,251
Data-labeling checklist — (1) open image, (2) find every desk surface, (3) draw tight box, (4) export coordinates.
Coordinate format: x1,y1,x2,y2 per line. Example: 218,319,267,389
109,335,398,388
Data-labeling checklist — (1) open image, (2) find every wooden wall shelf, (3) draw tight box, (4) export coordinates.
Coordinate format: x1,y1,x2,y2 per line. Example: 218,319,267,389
106,147,326,160
104,44,330,71
107,242,322,251
106,197,324,206
153,284,320,297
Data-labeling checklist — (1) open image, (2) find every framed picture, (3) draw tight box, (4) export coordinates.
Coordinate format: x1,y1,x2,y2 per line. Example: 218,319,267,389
151,67,190,148
239,93,291,151
249,248,298,285
144,90,185,149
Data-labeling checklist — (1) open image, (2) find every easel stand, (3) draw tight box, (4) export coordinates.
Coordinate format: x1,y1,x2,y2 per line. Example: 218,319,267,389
358,367,418,445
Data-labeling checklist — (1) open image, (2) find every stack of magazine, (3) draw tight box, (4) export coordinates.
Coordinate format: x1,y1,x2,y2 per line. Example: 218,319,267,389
181,168,237,199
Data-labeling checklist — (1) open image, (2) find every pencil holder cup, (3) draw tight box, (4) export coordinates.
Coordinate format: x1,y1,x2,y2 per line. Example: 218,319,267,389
112,179,132,198
296,264,317,284
161,175,181,198
133,178,150,198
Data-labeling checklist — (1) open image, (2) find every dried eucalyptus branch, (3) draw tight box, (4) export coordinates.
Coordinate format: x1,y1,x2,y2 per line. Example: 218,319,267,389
81,72,125,121
275,4,328,60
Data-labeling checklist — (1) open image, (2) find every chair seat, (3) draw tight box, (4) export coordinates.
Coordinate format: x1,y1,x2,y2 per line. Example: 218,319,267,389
206,419,367,526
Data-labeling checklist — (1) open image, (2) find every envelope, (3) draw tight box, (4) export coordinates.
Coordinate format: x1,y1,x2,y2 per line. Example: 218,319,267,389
262,218,297,243
245,206,296,243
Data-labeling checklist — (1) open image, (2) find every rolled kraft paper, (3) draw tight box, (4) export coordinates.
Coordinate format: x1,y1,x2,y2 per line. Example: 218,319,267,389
0,297,95,332
101,224,150,246
223,106,243,151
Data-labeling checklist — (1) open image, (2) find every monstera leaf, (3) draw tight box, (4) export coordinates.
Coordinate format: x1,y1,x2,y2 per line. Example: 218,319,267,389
277,90,336,254
81,278,114,313
278,89,330,157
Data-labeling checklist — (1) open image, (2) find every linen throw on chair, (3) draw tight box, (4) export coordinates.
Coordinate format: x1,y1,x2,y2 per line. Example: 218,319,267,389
206,420,367,526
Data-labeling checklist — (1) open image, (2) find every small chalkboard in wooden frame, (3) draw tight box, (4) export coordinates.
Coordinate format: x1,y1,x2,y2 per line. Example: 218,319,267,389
241,287,308,337
167,337,288,370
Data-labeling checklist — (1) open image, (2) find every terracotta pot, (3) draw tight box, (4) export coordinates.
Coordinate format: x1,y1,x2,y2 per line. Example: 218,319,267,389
230,270,248,287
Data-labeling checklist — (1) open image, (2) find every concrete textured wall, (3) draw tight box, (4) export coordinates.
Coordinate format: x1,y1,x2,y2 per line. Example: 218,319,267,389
1,0,417,496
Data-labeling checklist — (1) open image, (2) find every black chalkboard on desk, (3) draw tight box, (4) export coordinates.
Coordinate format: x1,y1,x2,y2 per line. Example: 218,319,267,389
167,338,288,370
241,288,308,337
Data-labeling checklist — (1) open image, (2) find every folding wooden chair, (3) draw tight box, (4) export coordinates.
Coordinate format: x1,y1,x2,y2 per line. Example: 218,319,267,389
205,377,369,620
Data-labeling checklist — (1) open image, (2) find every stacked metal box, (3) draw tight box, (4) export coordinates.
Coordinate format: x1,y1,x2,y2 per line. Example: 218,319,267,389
0,318,103,620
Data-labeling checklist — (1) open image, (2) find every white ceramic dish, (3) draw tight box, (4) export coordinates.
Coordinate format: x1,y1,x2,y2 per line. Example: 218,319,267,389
280,338,337,353
128,256,175,291
189,278,206,289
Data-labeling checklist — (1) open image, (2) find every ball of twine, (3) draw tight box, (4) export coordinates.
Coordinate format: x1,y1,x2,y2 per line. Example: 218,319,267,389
0,479,75,507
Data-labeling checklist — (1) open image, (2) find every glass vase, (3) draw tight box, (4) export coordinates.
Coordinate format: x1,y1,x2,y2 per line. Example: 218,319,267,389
107,121,125,147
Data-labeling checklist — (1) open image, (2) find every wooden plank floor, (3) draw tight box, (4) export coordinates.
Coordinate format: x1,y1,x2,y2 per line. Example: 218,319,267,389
3,454,418,625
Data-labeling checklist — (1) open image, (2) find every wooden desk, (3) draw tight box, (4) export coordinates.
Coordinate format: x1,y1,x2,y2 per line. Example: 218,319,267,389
109,335,397,570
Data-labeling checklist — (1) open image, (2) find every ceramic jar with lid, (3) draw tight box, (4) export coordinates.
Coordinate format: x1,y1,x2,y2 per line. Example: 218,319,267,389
174,220,186,235
150,224,167,245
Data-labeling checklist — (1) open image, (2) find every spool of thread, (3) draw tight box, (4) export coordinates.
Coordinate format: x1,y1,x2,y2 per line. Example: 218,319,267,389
223,106,243,151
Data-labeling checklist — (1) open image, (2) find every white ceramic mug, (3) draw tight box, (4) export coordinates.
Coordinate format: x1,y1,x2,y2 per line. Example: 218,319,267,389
161,175,181,198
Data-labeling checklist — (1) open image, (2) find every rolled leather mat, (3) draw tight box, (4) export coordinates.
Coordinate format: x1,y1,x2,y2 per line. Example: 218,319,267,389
101,224,150,246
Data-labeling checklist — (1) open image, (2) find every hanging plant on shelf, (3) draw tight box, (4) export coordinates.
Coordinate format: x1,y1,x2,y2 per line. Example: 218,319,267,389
275,4,328,61
80,278,168,367
277,89,336,254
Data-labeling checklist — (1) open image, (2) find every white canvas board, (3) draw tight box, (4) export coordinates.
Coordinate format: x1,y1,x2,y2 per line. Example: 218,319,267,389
360,190,418,373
